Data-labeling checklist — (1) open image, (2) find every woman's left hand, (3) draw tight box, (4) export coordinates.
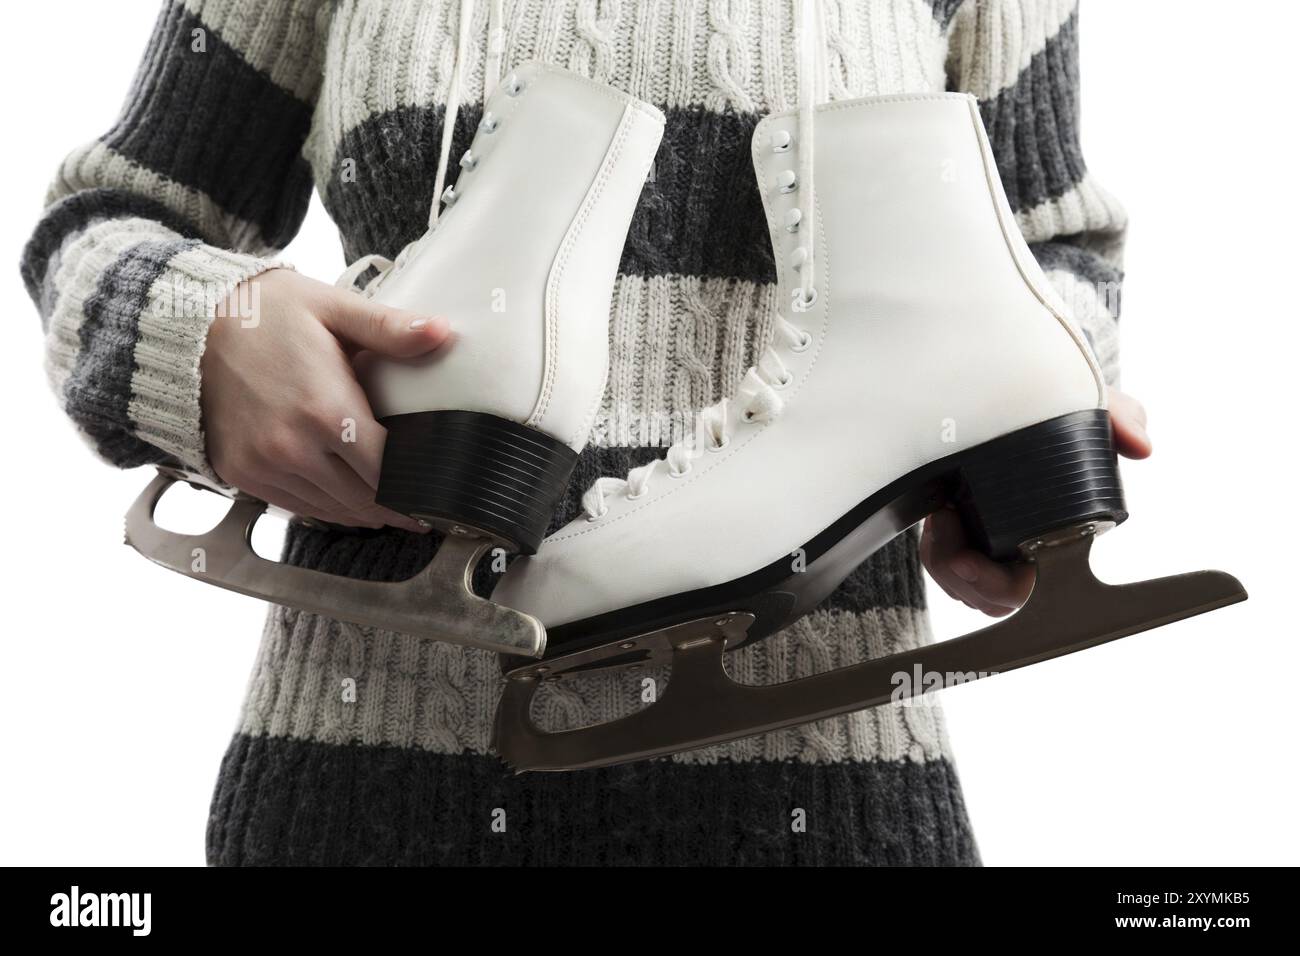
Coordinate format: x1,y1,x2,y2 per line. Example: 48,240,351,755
919,386,1152,616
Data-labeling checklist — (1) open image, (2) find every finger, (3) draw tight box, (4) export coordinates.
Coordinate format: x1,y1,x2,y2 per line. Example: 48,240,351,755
1107,386,1152,460
325,380,388,491
273,472,382,529
233,475,345,528
922,510,987,606
946,550,1035,613
320,292,451,358
919,515,934,567
324,452,431,532
931,553,1022,616
924,508,1032,615
920,517,964,603
313,452,430,533
284,361,429,533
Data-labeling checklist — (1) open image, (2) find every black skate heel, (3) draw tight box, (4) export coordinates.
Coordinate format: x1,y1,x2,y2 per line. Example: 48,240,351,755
377,410,579,554
953,409,1129,561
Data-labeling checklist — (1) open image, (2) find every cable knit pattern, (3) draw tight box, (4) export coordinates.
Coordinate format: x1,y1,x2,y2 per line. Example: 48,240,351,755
239,602,951,764
23,0,1126,866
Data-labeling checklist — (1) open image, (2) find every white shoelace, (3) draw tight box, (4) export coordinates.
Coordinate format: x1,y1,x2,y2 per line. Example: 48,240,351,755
583,0,825,521
582,316,813,520
337,0,505,292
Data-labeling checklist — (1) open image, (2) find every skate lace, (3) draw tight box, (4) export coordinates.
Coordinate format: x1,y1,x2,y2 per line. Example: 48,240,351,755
336,0,509,296
583,314,812,519
582,0,824,521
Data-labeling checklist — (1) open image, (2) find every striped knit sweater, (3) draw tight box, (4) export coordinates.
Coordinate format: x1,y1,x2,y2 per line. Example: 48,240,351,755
22,0,1124,866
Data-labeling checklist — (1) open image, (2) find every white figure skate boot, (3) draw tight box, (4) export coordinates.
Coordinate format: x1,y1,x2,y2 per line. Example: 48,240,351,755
125,59,664,655
490,87,1245,769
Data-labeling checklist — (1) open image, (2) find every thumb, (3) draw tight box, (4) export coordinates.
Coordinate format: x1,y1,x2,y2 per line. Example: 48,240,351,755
1107,387,1152,460
322,292,451,357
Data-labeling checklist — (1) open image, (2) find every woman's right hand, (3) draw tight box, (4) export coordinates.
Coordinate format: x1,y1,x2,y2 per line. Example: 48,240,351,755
200,268,449,532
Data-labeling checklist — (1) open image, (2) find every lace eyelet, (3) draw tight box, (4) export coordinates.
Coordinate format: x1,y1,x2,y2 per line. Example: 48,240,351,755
708,436,730,453
742,410,756,423
793,287,818,311
440,185,458,206
774,374,793,390
772,129,792,152
505,74,525,96
479,113,499,134
668,466,690,479
790,329,812,353
784,209,802,232
626,489,645,501
777,170,797,193
459,150,477,170
586,510,606,522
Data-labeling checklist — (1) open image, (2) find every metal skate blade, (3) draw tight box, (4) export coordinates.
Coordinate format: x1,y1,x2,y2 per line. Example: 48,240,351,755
491,532,1246,771
125,469,545,656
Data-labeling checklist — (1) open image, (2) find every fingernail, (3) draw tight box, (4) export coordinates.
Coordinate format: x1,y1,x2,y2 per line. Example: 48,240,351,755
952,559,978,583
409,317,430,330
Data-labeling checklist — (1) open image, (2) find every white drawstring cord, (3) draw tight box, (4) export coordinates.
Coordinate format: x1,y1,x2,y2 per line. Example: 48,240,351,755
484,0,506,101
431,0,504,228
431,0,476,228
340,2,508,293
334,253,394,290
582,0,825,521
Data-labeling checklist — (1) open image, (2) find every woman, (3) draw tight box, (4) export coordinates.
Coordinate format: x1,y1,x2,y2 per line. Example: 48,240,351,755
21,0,1145,865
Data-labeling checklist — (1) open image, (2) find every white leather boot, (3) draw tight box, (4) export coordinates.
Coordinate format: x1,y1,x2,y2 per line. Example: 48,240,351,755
355,62,664,555
125,61,664,656
490,90,1245,770
496,91,1111,626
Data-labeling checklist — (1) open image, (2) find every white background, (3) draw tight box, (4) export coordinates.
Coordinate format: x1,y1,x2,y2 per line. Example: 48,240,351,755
0,1,1293,866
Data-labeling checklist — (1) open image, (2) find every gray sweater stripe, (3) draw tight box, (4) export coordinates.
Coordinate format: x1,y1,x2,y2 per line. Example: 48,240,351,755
65,237,198,468
975,9,1086,213
20,188,201,312
206,733,980,866
104,0,315,248
1029,239,1124,310
325,104,774,282
926,0,967,30
326,96,1093,285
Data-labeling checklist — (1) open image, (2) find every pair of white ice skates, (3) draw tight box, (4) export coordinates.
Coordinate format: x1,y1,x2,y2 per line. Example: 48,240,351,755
126,60,1245,772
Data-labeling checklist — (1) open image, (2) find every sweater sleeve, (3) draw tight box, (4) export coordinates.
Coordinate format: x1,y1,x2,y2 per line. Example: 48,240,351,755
19,0,331,479
946,0,1127,386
